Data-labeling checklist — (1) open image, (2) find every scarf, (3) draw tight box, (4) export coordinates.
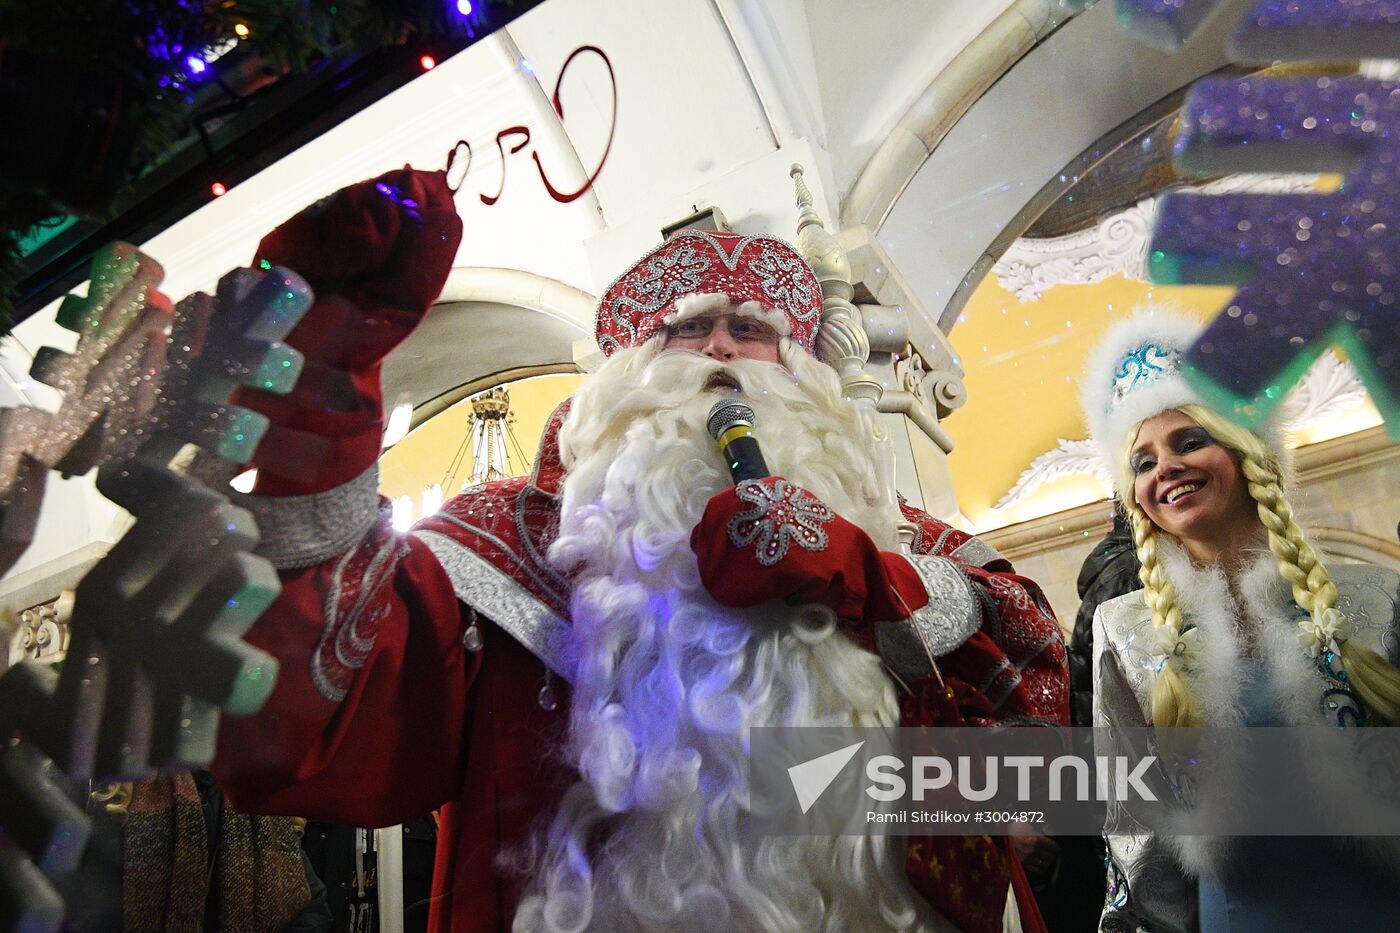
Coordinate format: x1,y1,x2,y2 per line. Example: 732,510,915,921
123,771,310,931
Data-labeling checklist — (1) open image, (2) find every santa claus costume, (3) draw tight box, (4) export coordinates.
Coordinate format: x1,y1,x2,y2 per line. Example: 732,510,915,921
212,168,1069,933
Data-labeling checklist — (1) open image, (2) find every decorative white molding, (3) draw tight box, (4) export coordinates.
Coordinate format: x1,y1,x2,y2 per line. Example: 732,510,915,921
980,498,1114,563
994,351,1369,511
993,439,1110,510
6,592,73,667
1277,349,1370,429
897,349,968,420
992,174,1320,301
878,348,960,454
993,201,1154,301
438,266,596,335
1311,527,1400,575
711,0,822,148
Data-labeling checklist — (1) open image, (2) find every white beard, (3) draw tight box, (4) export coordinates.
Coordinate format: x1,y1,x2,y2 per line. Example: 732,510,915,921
511,341,934,932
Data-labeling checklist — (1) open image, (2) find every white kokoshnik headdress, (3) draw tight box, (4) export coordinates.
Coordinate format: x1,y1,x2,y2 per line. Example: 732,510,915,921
1080,307,1209,481
1080,307,1290,491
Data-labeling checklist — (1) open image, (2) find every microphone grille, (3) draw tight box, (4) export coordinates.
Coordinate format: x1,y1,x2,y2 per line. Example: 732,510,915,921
707,399,755,440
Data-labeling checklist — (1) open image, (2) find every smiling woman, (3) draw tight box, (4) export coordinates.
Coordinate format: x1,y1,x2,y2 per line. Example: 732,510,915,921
1081,309,1400,933
1126,409,1261,571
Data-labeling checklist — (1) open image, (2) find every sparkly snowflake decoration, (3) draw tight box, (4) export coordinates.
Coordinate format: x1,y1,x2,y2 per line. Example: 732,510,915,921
1119,0,1400,439
0,244,312,930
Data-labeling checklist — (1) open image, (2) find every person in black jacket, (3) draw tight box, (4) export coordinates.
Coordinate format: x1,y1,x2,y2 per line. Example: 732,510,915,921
1068,510,1142,728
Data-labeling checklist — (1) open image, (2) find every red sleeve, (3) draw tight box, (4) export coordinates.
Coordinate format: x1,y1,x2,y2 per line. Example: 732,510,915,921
213,510,479,826
932,569,1070,727
897,502,1070,728
895,506,1065,933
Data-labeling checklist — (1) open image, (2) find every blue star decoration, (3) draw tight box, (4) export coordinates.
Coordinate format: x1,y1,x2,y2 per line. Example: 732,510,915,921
1120,0,1400,439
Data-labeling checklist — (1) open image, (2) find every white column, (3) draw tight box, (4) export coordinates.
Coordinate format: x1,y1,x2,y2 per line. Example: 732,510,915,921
374,825,404,933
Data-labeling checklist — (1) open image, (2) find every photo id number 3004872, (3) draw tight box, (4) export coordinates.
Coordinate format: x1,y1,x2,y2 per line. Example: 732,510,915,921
971,811,1044,824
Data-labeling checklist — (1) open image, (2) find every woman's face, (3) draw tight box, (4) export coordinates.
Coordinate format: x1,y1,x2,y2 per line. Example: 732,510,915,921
1130,410,1257,546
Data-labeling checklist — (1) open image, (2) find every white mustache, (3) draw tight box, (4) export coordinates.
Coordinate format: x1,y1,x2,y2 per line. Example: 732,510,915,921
637,351,798,404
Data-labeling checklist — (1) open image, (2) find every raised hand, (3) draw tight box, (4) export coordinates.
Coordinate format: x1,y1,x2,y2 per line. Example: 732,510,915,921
234,167,464,496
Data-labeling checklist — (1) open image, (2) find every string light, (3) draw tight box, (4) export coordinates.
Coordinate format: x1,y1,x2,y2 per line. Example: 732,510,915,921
456,0,474,14
420,54,437,70
185,54,207,75
211,182,227,197
234,23,250,37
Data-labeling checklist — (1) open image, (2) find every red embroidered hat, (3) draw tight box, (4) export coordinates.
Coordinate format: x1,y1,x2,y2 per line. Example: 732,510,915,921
595,230,823,357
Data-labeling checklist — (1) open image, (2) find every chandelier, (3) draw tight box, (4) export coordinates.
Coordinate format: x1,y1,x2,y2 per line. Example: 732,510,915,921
391,385,532,530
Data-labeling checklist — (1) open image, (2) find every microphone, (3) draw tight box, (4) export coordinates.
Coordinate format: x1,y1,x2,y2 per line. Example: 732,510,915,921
707,398,770,484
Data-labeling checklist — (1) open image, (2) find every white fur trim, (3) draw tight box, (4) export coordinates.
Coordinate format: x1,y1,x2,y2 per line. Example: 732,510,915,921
1079,306,1205,475
1148,551,1400,878
1158,540,1251,729
1153,541,1246,873
663,292,793,336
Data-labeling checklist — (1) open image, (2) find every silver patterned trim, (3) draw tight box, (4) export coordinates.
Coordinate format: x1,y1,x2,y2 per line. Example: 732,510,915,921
875,554,981,683
431,510,569,610
727,479,834,566
237,466,381,569
949,535,1006,569
311,517,406,702
749,247,820,320
415,530,573,681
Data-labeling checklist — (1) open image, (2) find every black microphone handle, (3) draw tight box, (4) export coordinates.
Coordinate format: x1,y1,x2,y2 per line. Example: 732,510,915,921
722,434,770,483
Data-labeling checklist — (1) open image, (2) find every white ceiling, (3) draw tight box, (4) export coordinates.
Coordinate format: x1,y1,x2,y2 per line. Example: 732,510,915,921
5,0,1270,576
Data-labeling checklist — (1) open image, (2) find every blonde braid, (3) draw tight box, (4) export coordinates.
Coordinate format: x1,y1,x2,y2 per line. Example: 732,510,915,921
1240,453,1335,612
1183,405,1400,725
1123,494,1201,728
1128,505,1183,636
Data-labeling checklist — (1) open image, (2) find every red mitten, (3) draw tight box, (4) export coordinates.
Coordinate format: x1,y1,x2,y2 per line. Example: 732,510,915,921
233,167,463,496
690,477,929,640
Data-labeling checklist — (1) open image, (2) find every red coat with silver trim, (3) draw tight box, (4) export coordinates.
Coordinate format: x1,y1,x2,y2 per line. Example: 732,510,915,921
211,168,1069,933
